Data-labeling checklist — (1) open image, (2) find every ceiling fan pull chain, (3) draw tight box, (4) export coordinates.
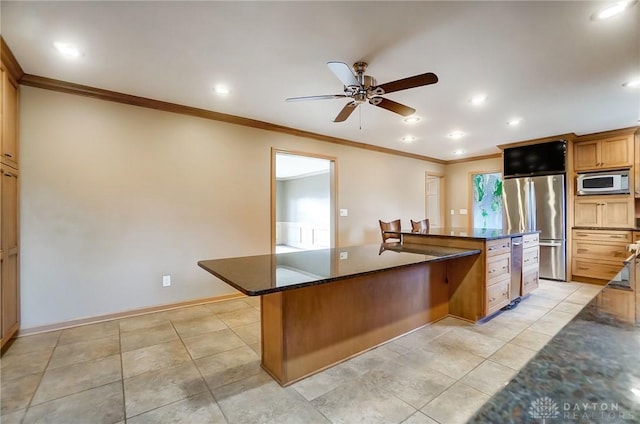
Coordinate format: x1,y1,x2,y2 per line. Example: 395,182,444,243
359,106,362,130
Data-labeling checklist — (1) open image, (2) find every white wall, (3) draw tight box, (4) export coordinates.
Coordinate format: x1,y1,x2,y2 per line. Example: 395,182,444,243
19,86,444,328
444,157,502,227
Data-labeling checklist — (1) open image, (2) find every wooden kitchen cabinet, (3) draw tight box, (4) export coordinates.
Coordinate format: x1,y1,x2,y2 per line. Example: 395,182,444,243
1,165,19,347
1,65,18,169
597,286,635,323
571,229,631,282
635,132,640,197
485,237,511,315
574,196,634,228
521,233,539,296
0,51,19,348
574,133,633,172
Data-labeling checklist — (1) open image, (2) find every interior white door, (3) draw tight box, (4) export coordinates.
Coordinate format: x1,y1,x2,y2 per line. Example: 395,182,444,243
426,174,443,227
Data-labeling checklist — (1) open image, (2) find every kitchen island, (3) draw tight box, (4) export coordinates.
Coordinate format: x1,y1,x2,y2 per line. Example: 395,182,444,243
199,227,539,386
395,227,541,321
199,243,480,385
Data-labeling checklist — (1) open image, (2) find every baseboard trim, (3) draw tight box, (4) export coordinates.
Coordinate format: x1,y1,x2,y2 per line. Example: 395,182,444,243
16,293,247,337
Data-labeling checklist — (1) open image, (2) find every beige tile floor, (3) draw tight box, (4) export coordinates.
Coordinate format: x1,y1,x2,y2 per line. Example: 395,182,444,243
0,280,603,424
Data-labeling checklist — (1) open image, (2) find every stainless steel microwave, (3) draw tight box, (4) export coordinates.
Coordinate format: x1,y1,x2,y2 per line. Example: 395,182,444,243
577,170,629,195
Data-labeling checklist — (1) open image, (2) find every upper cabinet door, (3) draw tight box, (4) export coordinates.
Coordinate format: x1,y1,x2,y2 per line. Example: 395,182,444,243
1,66,18,169
574,141,599,171
574,134,633,172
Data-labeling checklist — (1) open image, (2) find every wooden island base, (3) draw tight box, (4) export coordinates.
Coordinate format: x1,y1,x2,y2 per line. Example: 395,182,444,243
260,262,449,386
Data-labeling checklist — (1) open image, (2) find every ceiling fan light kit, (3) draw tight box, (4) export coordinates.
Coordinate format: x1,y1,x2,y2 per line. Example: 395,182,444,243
286,61,438,123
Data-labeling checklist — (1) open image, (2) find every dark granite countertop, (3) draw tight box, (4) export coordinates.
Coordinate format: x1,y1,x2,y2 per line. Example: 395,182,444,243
469,253,640,423
198,243,480,296
398,227,540,240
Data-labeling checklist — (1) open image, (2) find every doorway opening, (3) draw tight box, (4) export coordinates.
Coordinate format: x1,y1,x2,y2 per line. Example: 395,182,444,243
425,173,444,228
272,150,337,254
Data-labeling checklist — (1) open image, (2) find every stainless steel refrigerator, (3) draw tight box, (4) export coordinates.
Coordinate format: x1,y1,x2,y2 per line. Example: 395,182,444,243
503,174,566,281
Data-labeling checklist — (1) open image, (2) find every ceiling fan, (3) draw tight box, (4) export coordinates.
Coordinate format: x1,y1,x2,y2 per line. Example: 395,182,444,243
286,62,438,122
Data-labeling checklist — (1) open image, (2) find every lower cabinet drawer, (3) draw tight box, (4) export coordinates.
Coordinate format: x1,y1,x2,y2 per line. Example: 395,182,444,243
486,238,511,257
572,240,629,262
572,229,631,243
523,233,540,248
522,268,539,296
572,258,623,281
522,246,539,268
486,253,510,281
486,278,510,315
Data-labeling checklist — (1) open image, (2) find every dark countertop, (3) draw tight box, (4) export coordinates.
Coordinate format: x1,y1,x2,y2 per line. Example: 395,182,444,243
469,254,640,423
398,227,540,240
198,243,480,296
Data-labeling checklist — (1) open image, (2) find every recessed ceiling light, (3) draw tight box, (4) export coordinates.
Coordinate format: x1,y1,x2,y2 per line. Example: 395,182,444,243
591,1,636,20
448,131,465,139
469,94,488,106
454,149,464,156
214,84,230,96
401,135,416,142
622,79,640,88
53,42,80,58
507,118,523,126
403,116,421,124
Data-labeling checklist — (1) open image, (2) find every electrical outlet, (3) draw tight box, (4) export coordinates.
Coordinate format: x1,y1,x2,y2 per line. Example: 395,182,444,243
460,209,468,215
339,251,348,260
162,275,171,287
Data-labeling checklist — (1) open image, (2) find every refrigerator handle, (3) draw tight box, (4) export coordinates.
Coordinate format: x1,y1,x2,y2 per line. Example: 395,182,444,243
528,179,537,231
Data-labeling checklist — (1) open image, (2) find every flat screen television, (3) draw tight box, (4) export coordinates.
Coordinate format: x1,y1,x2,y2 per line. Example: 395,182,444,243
503,140,566,177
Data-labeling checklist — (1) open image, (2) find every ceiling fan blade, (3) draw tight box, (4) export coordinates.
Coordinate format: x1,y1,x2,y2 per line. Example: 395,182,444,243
369,97,415,116
327,62,361,87
333,101,359,122
286,94,347,102
372,72,438,95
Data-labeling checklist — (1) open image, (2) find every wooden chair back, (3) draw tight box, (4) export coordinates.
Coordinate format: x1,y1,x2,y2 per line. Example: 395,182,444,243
411,219,429,232
379,219,401,243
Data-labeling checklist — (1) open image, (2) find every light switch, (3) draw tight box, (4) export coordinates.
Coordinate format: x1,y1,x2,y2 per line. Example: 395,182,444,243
460,209,468,215
339,251,348,260
340,209,348,217
450,209,455,215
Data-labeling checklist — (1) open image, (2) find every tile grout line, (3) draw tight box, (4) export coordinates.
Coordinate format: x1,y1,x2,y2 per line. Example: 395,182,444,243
19,330,62,419
170,312,232,424
118,319,127,424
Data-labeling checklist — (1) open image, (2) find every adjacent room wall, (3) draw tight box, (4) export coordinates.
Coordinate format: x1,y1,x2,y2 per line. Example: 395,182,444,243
19,86,444,328
278,173,330,225
443,157,502,227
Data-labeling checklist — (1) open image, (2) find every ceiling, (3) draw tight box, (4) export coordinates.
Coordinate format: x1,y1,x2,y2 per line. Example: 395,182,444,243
2,1,639,161
275,154,330,180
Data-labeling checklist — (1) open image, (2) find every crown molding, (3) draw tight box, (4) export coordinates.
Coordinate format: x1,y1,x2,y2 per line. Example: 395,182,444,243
1,37,25,82
445,152,502,165
19,74,447,165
